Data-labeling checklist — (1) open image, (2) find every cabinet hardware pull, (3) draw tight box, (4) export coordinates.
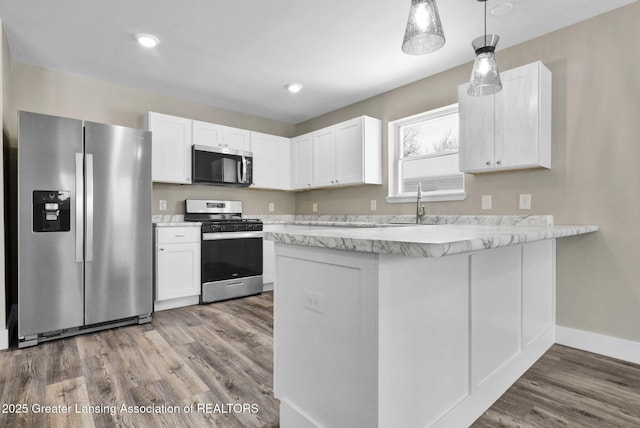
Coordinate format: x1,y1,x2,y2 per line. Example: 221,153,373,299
486,161,491,165
496,160,502,165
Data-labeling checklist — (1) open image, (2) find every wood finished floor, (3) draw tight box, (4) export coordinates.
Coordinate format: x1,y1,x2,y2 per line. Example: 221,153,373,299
1,291,639,427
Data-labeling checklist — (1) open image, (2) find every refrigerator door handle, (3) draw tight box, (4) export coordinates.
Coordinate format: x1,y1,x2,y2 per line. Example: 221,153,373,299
75,153,84,263
86,153,94,262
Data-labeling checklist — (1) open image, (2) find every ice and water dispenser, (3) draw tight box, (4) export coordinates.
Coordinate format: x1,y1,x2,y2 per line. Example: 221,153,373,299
32,190,71,232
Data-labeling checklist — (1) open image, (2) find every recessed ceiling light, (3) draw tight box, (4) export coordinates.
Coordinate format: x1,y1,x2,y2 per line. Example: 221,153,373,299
286,83,303,93
490,2,514,17
136,33,159,48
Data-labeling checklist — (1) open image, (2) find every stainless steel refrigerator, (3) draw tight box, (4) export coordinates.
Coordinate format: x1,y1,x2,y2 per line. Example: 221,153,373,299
18,111,153,348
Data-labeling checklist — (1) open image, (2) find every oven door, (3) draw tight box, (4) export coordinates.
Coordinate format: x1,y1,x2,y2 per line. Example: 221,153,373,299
201,231,263,302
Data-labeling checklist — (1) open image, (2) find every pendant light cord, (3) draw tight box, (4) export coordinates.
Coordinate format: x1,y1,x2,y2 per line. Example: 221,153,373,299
484,0,487,47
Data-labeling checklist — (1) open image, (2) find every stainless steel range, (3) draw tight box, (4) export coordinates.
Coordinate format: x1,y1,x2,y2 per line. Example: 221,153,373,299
184,200,263,303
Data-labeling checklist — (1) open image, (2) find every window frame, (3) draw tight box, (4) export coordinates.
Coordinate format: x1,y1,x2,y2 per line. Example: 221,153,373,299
386,103,467,204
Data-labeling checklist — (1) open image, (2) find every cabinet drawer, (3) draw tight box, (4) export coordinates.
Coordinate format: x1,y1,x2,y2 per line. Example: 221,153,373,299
156,227,200,244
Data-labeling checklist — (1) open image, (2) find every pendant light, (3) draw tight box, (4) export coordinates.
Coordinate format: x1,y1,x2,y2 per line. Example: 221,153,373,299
467,0,502,96
401,0,445,55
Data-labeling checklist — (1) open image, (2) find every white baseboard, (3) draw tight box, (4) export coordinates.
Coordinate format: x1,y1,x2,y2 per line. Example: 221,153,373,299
556,326,640,365
0,328,8,350
154,295,200,312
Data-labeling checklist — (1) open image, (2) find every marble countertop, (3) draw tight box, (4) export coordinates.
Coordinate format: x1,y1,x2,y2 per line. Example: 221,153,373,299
264,223,598,258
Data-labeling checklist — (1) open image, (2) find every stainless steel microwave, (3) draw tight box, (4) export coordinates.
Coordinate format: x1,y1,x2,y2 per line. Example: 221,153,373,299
192,145,253,187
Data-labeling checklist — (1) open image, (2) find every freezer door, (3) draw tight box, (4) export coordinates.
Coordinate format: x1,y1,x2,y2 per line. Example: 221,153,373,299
83,121,153,324
18,111,85,338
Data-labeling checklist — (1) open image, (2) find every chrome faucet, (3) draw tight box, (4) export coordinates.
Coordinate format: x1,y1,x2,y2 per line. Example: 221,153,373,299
416,182,426,224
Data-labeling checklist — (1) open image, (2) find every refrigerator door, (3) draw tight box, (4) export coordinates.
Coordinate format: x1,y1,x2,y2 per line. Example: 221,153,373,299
83,121,153,324
18,111,85,338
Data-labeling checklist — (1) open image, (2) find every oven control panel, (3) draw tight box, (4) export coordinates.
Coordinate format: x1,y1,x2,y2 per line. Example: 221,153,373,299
202,221,263,233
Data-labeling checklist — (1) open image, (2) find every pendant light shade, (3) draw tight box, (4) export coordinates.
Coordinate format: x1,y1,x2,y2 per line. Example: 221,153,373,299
401,0,445,55
468,0,502,96
468,34,502,96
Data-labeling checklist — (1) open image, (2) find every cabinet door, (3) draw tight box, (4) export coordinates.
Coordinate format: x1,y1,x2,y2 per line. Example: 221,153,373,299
263,239,275,284
193,120,224,148
495,63,540,169
223,126,251,152
156,243,201,301
292,134,313,189
251,132,290,189
147,112,192,183
458,84,495,172
470,246,522,389
522,240,554,346
251,132,281,189
277,138,292,190
335,117,363,185
313,127,336,187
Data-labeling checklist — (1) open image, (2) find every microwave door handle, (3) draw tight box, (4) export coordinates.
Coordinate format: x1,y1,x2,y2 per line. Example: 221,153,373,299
240,156,247,183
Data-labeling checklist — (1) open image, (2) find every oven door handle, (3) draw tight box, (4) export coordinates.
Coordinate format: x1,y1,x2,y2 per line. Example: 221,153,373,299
202,231,263,241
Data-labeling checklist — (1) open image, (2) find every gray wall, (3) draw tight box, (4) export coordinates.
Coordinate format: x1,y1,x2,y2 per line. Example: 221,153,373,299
3,2,639,345
294,3,640,343
5,61,298,216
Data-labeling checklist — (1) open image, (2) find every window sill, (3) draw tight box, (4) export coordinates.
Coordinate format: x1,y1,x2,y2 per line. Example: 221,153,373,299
385,190,467,204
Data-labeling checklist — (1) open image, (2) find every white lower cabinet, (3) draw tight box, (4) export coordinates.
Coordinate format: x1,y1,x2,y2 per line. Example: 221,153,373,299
262,239,275,289
154,227,201,311
274,239,555,428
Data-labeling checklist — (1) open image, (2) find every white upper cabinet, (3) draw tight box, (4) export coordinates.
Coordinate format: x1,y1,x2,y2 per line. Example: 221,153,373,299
250,131,291,190
145,112,192,184
223,127,251,152
192,120,224,148
458,61,551,173
292,133,313,189
312,127,337,187
310,116,382,189
193,120,251,152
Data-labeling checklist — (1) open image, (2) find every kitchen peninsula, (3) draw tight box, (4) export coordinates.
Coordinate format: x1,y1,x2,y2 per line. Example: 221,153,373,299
265,216,597,428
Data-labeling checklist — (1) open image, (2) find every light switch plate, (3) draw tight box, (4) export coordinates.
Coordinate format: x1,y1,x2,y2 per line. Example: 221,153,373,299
481,195,492,210
268,202,275,212
519,194,532,210
312,202,318,212
370,200,377,211
159,199,167,211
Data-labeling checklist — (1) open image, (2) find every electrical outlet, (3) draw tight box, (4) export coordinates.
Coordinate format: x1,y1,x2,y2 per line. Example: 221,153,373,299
312,202,318,212
519,194,532,210
159,200,167,211
481,195,492,210
304,290,324,314
370,199,377,211
268,202,275,212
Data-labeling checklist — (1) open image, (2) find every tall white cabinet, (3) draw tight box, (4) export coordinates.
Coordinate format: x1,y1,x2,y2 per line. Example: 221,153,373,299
458,61,551,173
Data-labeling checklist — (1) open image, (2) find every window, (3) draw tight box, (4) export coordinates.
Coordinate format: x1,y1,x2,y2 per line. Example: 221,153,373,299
387,103,466,203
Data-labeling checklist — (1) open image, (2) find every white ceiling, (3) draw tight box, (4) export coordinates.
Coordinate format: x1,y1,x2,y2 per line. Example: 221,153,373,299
0,0,636,124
